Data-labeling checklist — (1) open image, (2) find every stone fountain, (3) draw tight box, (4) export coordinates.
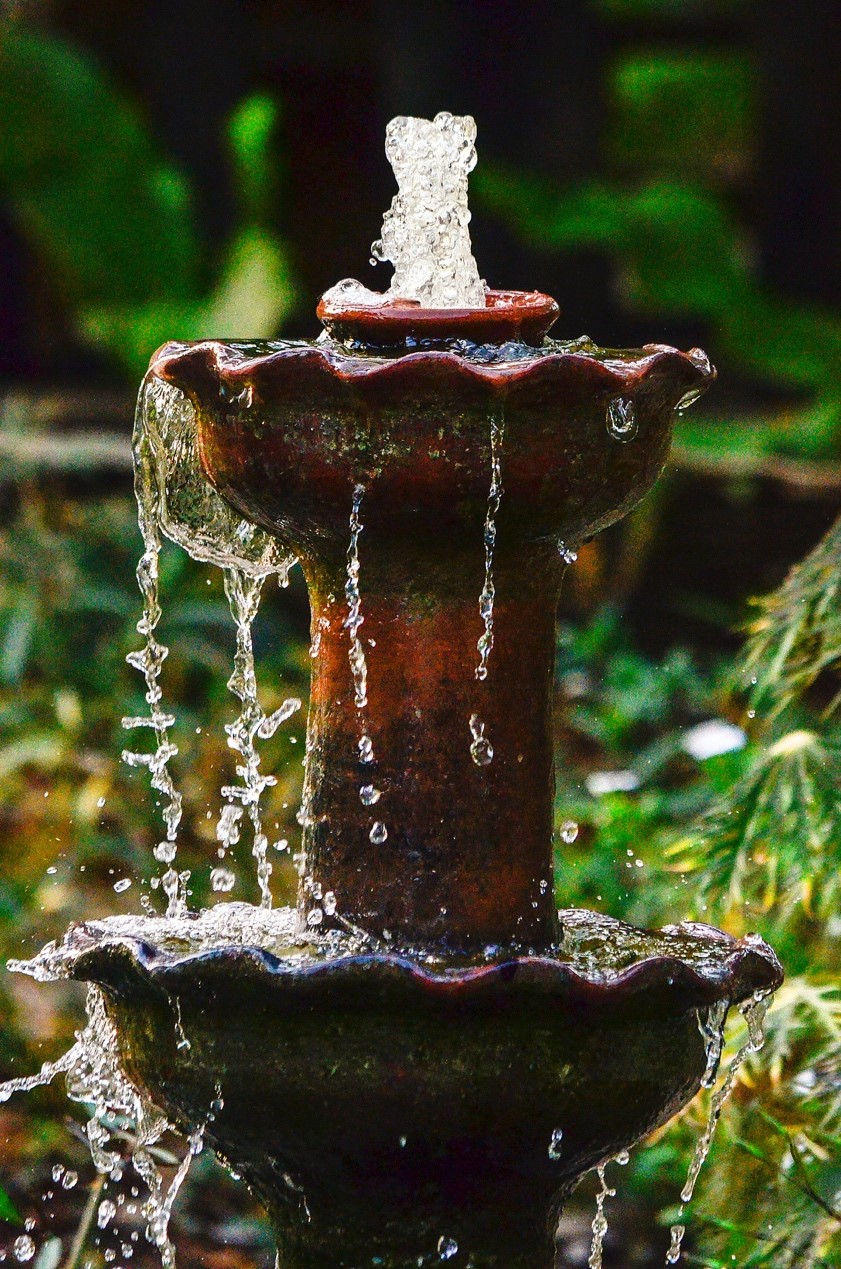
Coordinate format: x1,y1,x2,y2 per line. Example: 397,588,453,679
3,113,782,1269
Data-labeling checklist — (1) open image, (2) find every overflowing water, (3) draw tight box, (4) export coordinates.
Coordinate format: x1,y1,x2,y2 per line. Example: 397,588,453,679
124,374,298,910
2,896,774,1265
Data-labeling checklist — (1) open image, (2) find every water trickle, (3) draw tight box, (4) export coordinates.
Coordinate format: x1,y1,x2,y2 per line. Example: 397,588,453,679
548,1128,564,1160
698,999,728,1088
665,991,771,1265
218,568,282,908
345,485,369,711
588,1165,616,1269
475,411,505,682
557,542,578,565
468,714,494,767
606,396,638,443
122,470,183,915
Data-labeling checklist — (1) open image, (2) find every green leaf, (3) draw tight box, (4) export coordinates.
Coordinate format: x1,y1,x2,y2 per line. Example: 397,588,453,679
0,1184,22,1224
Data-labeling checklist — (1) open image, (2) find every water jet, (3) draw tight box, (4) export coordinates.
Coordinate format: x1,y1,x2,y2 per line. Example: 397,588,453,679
3,112,782,1269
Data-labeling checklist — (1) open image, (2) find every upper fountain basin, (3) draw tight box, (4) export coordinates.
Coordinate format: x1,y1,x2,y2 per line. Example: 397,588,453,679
151,328,714,563
316,287,561,349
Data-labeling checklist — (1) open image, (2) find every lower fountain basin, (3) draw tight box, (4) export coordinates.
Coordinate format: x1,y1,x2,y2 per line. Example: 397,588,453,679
28,906,782,1269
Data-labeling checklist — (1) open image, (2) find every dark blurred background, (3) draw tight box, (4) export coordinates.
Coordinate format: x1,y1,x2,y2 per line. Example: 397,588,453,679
2,3,841,1267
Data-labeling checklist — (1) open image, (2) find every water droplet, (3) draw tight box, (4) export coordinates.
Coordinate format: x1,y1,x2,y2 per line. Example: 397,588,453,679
113,878,132,894
210,867,236,893
360,784,381,806
323,891,337,916
12,1236,34,1263
51,1165,64,1183
61,1169,78,1189
548,1128,564,1160
369,821,388,845
666,1224,685,1264
675,386,703,413
560,820,579,844
307,907,323,927
153,841,176,865
615,1149,630,1165
557,541,578,565
606,396,638,442
97,1199,117,1230
437,1237,458,1261
358,735,374,764
469,714,494,766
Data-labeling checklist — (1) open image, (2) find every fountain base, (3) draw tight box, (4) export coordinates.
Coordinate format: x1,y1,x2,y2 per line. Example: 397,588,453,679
19,906,782,1269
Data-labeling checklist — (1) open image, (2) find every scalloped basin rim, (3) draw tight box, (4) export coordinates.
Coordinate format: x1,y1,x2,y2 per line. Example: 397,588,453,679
149,336,716,399
58,910,783,1012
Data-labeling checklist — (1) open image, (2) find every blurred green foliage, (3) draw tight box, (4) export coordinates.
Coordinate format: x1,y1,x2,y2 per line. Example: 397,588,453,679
608,51,756,178
0,27,295,378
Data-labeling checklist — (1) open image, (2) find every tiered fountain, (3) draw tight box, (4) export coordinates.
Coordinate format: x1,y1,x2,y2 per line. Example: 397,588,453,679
3,113,781,1269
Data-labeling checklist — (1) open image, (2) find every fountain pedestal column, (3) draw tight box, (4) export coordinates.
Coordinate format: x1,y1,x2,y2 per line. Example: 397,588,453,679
303,542,562,948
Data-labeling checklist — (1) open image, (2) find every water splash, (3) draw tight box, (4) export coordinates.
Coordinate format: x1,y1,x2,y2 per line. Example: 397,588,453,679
588,1164,617,1269
475,411,505,682
665,991,771,1265
327,112,485,309
0,987,198,1269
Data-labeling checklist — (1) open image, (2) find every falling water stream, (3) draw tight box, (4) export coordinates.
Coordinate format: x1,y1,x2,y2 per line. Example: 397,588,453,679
665,992,771,1265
